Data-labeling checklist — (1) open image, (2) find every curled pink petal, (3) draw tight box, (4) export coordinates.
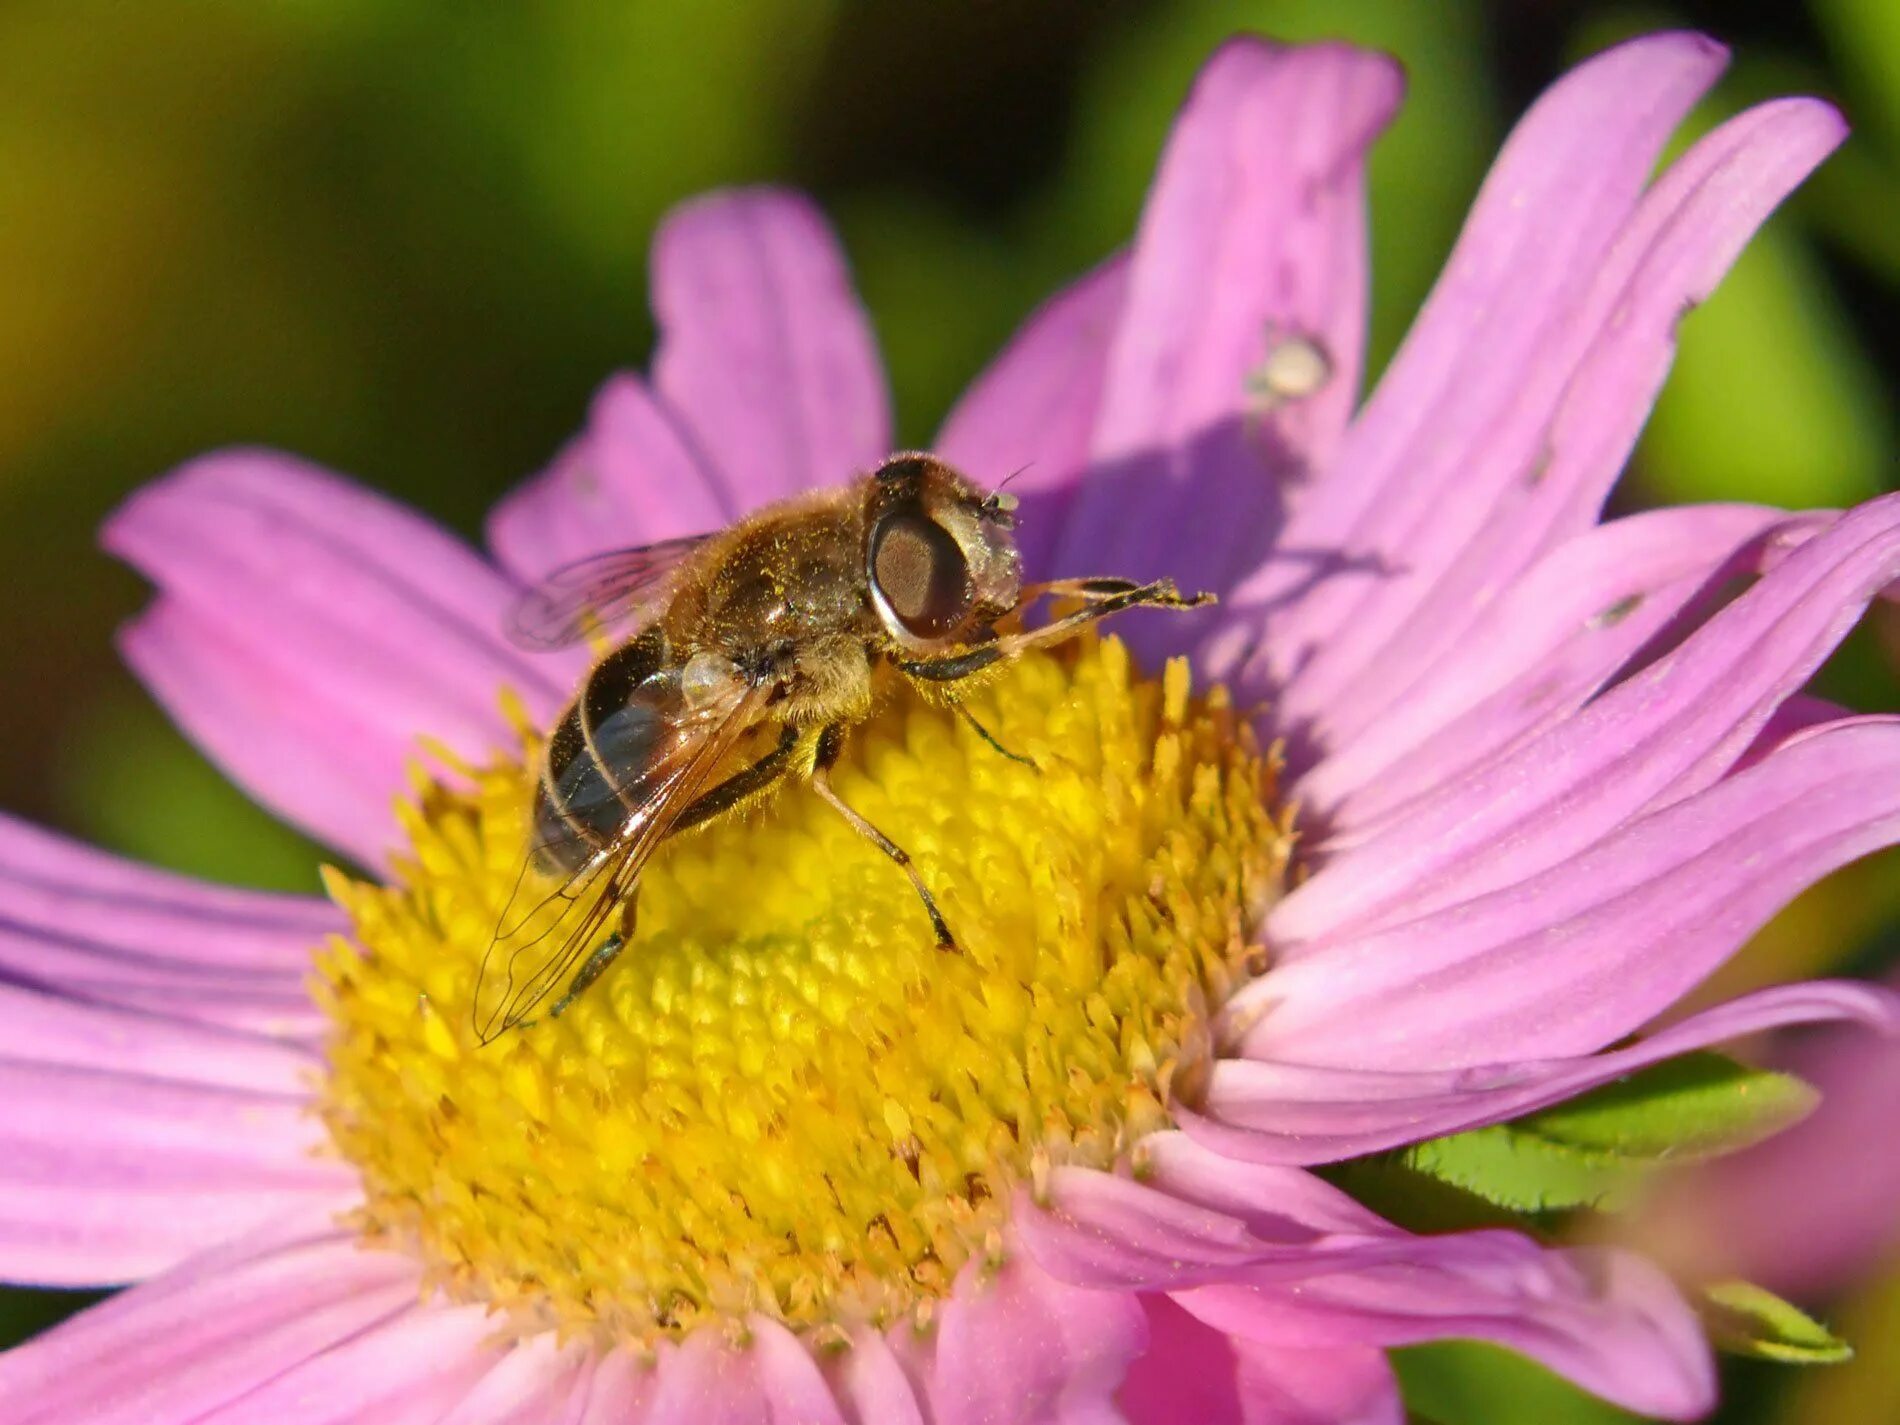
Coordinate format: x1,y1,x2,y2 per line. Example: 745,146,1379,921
934,254,1128,574
1054,38,1402,613
1298,503,1793,827
651,189,890,507
1275,493,1900,949
1237,32,1727,705
1022,1136,1711,1419
1175,1248,1712,1422
1630,973,1900,1300
1196,981,1896,1164
1120,1296,1400,1425
488,374,731,582
1257,89,1844,750
1244,719,1900,1066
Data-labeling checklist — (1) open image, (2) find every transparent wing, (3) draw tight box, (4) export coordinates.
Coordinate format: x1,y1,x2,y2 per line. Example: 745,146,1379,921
472,673,773,1043
507,535,710,650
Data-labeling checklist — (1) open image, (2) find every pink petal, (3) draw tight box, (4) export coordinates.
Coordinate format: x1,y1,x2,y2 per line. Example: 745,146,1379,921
1252,87,1844,750
1240,714,1900,1070
1657,1003,1900,1298
1053,39,1402,612
119,601,410,872
0,813,328,1038
1295,503,1792,827
925,1251,1147,1425
436,1335,595,1425
487,374,731,582
1021,1137,1712,1420
933,254,1129,575
1233,32,1729,709
1273,493,1900,950
0,982,319,1092
1120,1296,1400,1425
824,1326,927,1425
190,1299,504,1425
650,189,890,506
0,1213,417,1424
1196,981,1895,1164
1266,706,1900,1055
642,1319,847,1425
576,1350,659,1425
0,1047,349,1286
1174,1250,1711,1422
106,453,570,867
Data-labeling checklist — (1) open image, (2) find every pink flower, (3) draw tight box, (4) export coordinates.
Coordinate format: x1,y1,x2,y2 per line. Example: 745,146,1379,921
3,28,1896,1425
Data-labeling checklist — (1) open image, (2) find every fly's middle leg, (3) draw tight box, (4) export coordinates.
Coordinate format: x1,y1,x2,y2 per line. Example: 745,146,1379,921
550,891,639,1020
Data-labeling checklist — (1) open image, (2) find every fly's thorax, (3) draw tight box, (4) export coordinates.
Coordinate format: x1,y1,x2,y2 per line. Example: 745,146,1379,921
669,500,878,655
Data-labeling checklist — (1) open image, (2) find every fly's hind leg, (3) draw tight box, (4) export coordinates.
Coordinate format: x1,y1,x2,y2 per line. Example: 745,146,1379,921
549,890,639,1021
811,725,958,952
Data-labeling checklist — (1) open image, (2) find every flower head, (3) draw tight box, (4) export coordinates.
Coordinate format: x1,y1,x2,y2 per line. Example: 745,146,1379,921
3,28,1897,1425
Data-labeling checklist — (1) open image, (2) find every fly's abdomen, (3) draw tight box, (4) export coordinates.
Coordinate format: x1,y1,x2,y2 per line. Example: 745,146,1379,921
533,631,671,874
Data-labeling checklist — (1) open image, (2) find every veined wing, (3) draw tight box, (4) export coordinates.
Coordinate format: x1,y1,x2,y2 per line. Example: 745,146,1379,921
472,672,772,1042
507,535,710,650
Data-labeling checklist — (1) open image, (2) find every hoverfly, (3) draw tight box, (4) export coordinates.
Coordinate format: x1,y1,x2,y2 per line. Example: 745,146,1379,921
473,454,1210,1042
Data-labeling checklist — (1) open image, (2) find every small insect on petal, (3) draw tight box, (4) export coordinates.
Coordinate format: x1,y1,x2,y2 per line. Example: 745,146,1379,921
1247,329,1335,414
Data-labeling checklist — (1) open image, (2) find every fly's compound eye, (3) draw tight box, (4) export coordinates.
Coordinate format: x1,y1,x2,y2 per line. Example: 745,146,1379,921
871,510,971,639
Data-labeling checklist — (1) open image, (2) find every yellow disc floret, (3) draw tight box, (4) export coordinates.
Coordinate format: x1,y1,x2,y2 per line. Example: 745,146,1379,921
316,638,1289,1346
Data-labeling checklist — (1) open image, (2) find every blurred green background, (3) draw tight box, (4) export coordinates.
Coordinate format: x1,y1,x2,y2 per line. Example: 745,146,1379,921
0,1,1893,1419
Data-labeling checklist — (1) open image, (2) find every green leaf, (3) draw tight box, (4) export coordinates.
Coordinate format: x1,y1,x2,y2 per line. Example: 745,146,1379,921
1401,1126,1639,1213
1387,1053,1815,1215
1319,1153,1551,1235
1395,1342,1647,1425
1527,1052,1816,1160
1703,1280,1854,1365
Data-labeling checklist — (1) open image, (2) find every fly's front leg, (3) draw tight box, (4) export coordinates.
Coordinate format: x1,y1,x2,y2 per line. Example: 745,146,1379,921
897,579,1213,683
811,725,958,952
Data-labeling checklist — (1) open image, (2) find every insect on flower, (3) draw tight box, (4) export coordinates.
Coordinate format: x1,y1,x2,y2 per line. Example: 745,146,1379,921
475,452,1213,1040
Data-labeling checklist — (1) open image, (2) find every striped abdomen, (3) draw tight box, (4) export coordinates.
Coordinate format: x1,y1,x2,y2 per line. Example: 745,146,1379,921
533,630,674,874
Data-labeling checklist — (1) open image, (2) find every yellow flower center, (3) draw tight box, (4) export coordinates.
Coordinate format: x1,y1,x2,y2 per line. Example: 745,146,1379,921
316,639,1288,1346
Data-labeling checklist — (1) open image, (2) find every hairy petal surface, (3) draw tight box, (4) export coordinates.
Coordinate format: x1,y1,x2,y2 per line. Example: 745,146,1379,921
650,189,890,510
1052,38,1402,624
